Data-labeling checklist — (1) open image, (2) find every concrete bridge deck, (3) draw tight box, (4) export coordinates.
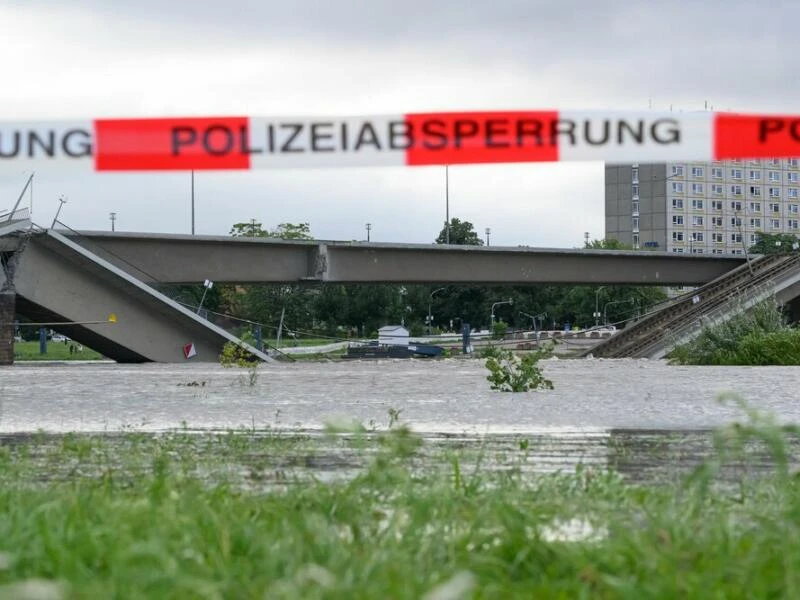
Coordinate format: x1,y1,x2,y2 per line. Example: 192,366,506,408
65,230,746,286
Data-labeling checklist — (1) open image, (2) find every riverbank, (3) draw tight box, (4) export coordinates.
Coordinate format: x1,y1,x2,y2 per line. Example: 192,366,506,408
1,419,798,598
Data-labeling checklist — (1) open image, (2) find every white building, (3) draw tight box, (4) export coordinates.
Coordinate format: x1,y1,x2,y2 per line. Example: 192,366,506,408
606,159,800,254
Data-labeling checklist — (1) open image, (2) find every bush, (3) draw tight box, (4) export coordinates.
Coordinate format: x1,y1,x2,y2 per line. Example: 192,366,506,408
669,298,800,365
485,347,554,392
491,322,508,340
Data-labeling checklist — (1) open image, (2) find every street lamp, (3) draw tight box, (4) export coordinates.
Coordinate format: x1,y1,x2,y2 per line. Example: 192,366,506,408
594,286,606,327
427,287,445,334
366,223,372,242
490,298,513,328
109,212,116,232
485,227,491,246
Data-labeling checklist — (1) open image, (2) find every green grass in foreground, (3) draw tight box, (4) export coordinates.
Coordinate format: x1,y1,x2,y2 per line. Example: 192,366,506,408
2,408,800,598
13,341,105,361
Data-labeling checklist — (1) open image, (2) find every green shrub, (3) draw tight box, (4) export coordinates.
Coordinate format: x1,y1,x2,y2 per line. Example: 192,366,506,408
485,347,554,392
669,298,800,365
491,322,508,340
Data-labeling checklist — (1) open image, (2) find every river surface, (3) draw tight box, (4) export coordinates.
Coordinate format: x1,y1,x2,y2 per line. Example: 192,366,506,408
2,358,799,482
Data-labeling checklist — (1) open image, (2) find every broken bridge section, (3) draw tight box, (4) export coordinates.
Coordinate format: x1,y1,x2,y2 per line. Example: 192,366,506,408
7,230,272,363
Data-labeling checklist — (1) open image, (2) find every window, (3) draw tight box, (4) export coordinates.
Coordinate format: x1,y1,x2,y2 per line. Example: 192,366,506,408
769,187,781,198
672,182,684,193
692,216,704,226
790,159,798,167
731,185,742,196
712,167,723,179
712,184,723,195
712,248,724,254
632,185,639,197
692,183,703,194
731,233,743,244
770,202,781,212
749,234,758,245
790,204,799,214
749,186,761,197
749,201,761,212
790,189,799,198
692,248,705,254
672,165,684,176
731,169,743,179
732,249,744,255
632,201,640,214
712,233,723,243
632,217,639,230
691,166,704,177
672,198,684,209
731,217,742,227
672,231,684,241
672,247,685,253
691,198,704,209
771,219,781,229
750,218,762,228
731,200,742,211
769,171,780,182
672,215,684,225
790,219,799,230
712,200,723,211
631,167,639,182
692,232,704,242
771,159,781,166
789,173,799,182
712,216,723,227
750,160,761,165
749,170,762,180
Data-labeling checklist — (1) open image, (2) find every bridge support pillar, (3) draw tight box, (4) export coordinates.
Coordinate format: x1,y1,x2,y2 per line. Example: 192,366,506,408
0,292,14,365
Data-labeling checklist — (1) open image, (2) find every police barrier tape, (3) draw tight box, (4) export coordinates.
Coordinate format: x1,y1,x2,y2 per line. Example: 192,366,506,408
0,111,799,171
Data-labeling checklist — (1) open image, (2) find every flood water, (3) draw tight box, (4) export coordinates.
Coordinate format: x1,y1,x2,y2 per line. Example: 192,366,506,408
2,358,799,482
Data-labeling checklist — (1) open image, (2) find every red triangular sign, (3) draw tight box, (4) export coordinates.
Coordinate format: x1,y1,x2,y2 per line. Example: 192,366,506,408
183,343,197,359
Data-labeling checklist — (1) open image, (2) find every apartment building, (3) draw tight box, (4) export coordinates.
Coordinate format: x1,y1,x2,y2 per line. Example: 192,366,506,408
606,159,800,254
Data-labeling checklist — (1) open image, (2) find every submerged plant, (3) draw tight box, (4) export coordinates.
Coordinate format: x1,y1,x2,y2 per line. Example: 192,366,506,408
485,346,554,392
219,335,261,386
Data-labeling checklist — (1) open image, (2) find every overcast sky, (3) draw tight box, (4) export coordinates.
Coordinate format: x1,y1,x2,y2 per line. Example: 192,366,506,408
2,0,798,246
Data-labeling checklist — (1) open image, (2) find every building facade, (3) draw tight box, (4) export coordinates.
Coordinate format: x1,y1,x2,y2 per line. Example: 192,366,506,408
606,159,800,254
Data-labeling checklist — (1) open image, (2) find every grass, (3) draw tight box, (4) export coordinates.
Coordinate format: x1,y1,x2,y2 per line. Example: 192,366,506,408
13,341,105,361
2,409,800,598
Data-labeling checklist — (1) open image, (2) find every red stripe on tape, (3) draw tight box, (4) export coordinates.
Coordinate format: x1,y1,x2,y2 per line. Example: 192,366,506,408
403,111,559,166
714,114,800,160
94,117,251,171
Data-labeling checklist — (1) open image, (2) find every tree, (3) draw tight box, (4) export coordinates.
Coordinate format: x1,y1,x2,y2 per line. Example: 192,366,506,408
436,218,483,245
229,221,313,240
220,221,318,336
585,238,633,250
749,233,800,255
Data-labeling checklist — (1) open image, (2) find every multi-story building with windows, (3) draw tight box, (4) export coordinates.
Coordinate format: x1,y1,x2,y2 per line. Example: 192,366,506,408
606,159,800,254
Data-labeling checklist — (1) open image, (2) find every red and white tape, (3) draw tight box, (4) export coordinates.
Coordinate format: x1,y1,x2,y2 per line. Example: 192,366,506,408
0,111,798,171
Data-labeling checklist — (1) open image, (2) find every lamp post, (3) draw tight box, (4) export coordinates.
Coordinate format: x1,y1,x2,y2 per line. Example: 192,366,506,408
594,286,606,327
485,227,491,246
490,299,513,329
197,279,213,315
109,212,116,232
427,287,445,334
445,165,450,244
366,223,372,242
